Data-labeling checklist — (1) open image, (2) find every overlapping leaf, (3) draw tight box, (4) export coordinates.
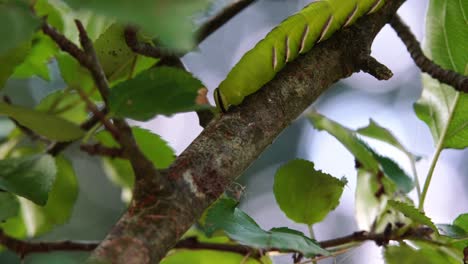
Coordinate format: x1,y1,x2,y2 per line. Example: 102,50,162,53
385,244,460,264
109,67,205,120
274,159,345,224
308,111,413,193
0,102,85,141
204,198,329,257
388,200,437,232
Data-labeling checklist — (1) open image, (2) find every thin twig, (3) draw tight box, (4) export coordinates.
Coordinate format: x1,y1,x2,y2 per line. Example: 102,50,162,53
124,27,183,58
390,15,468,92
2,96,50,144
47,107,108,156
41,22,90,68
195,0,256,43
0,230,99,258
75,20,111,102
74,87,120,140
0,226,438,260
80,143,125,158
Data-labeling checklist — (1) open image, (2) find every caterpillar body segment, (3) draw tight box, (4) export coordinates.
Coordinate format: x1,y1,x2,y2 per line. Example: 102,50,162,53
215,0,386,112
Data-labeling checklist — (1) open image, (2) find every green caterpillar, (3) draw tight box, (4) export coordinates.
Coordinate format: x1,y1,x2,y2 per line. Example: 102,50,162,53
214,0,385,112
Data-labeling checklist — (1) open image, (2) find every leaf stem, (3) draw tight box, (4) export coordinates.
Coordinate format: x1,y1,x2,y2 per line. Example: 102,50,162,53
307,225,318,264
419,93,460,210
408,154,421,203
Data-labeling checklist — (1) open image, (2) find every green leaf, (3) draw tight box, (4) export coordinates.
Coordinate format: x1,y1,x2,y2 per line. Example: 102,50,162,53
273,159,344,225
100,154,133,188
204,198,329,257
11,0,64,80
414,0,468,149
307,111,379,172
454,214,468,232
13,33,58,80
61,0,211,50
109,67,205,120
0,1,39,54
35,0,64,31
384,245,460,264
363,144,414,193
97,127,175,169
18,156,78,236
0,192,20,222
356,119,414,156
36,89,88,124
57,53,95,93
355,169,390,231
0,41,30,89
96,127,175,201
388,200,438,232
95,24,140,81
0,155,56,205
437,224,468,239
0,102,85,141
161,250,270,264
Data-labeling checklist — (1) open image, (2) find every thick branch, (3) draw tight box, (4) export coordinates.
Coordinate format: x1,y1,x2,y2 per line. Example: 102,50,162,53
88,1,406,263
390,15,468,92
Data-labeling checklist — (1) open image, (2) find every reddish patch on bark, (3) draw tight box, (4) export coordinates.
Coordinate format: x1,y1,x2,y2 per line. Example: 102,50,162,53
192,169,228,199
129,194,159,216
168,157,191,180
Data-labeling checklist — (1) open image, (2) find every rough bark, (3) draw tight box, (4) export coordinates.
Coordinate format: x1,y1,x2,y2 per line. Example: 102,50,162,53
88,1,406,263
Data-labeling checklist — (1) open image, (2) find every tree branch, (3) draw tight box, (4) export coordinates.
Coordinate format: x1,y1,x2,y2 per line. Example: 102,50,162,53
1,226,435,261
43,19,167,193
80,143,125,158
88,1,406,263
389,15,468,93
47,107,108,156
195,0,256,44
0,230,99,258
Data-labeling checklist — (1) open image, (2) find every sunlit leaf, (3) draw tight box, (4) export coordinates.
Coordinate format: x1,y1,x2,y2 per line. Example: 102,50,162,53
414,0,468,149
36,89,88,124
204,198,329,257
0,102,85,141
161,250,270,264
273,159,344,225
0,155,56,206
109,67,206,120
388,200,437,232
13,33,57,81
384,244,460,264
307,111,379,172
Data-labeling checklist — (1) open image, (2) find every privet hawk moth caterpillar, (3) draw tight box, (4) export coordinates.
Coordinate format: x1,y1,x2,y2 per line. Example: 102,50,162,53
214,0,385,112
